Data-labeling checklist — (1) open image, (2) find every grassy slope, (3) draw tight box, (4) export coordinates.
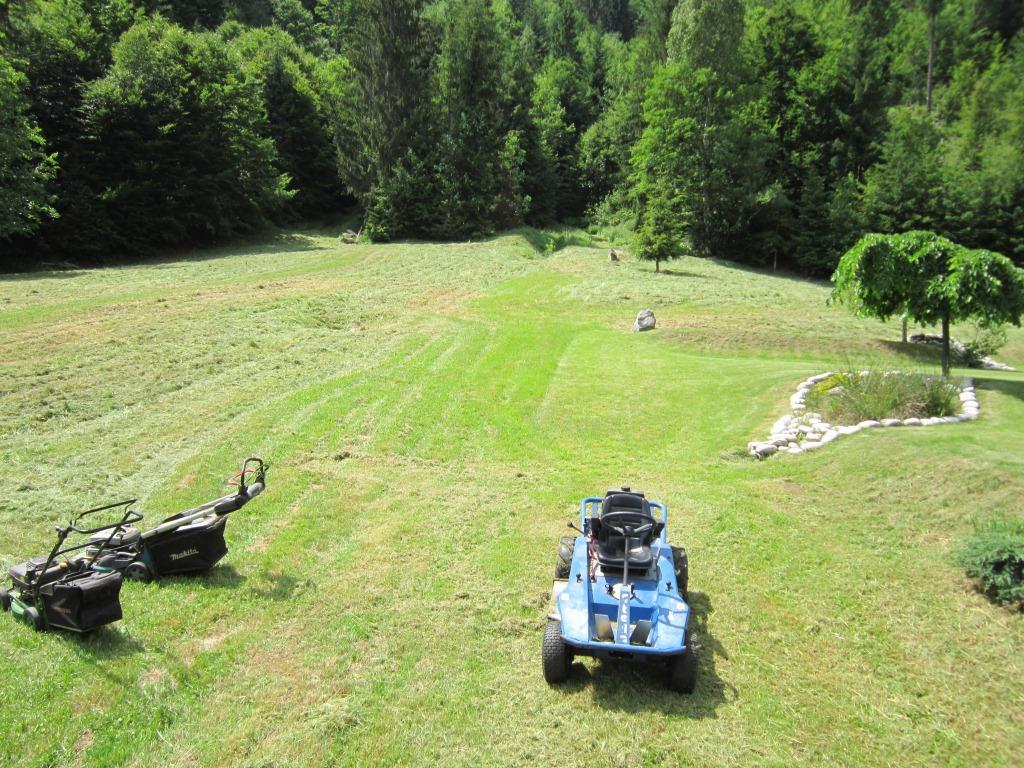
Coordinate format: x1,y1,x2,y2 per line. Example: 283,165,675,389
0,228,1021,768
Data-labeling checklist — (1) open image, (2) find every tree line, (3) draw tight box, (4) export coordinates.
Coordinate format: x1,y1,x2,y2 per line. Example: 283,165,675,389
1,0,1022,274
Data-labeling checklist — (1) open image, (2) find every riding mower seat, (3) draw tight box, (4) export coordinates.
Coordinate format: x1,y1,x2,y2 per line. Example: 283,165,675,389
590,490,663,571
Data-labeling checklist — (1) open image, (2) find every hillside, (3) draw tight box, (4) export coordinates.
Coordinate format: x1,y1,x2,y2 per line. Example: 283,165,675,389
0,228,1022,767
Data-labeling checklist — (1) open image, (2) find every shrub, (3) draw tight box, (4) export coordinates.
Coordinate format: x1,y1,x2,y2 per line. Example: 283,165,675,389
804,370,960,423
962,325,1008,366
957,519,1024,607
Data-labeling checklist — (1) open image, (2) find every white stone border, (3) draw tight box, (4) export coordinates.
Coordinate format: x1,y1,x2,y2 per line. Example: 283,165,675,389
748,373,979,459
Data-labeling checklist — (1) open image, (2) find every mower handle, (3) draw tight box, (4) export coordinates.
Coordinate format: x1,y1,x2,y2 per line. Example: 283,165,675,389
66,500,142,536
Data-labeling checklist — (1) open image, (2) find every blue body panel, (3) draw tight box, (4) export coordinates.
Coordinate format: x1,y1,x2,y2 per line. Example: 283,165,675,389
555,497,690,660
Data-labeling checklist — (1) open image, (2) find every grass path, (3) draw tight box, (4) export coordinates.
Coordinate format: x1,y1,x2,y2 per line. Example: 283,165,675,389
0,228,1021,767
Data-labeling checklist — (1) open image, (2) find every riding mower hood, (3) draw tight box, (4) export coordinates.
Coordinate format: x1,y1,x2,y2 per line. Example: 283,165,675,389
80,457,268,583
0,500,141,632
543,488,697,693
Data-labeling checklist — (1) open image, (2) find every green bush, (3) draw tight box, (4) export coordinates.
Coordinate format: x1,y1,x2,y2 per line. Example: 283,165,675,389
962,325,1008,366
805,370,960,423
957,519,1024,607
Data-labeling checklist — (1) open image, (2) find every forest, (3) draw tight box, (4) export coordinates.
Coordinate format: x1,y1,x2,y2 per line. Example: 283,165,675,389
1,0,1022,275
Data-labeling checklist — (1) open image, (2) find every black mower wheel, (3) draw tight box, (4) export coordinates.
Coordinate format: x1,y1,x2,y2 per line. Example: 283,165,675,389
671,546,689,600
667,637,698,694
542,620,571,684
125,561,152,583
554,535,576,579
0,588,11,612
25,606,44,632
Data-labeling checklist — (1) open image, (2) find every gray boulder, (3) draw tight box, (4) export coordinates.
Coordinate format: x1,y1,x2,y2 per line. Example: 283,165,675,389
634,309,656,332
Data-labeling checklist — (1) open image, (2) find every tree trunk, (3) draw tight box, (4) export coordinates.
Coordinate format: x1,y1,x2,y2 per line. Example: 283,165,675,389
926,4,936,114
941,313,951,378
656,258,660,273
901,316,908,343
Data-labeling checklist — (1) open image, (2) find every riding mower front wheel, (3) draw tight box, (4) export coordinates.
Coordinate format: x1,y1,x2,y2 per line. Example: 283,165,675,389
0,588,11,612
542,620,572,683
667,642,698,694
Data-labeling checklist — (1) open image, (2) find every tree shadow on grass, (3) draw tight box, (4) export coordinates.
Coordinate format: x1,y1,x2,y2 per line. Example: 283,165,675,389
877,339,945,366
976,377,1024,403
649,267,708,280
559,591,734,717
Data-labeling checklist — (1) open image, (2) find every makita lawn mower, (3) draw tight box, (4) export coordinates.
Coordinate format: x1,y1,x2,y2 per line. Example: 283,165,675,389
543,487,697,693
0,500,140,632
81,457,268,582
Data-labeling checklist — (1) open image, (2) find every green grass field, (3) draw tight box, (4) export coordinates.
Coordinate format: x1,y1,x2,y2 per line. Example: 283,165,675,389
1,227,1022,768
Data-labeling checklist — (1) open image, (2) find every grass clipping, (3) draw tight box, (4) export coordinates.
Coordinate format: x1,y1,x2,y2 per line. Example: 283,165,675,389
804,370,961,424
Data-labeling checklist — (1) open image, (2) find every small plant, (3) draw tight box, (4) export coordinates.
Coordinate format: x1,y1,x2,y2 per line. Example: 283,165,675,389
804,369,960,423
962,325,1008,366
957,519,1024,608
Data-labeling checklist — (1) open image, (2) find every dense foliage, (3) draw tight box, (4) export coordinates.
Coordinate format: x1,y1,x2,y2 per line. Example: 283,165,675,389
958,518,1024,608
1,0,1023,270
832,230,1024,375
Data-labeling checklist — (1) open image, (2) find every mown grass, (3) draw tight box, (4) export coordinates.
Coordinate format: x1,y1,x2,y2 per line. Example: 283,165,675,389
0,226,1022,768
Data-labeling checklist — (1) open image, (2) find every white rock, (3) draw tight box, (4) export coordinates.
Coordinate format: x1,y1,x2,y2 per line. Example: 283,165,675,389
805,432,822,441
880,419,901,427
787,442,799,449
772,415,793,433
821,430,839,443
756,444,778,458
801,441,823,451
788,446,804,455
857,420,881,429
837,425,861,435
941,416,961,423
962,411,979,420
797,424,813,434
902,417,922,426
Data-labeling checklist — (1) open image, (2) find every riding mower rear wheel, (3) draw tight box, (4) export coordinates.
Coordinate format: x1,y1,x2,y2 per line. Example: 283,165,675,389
542,620,571,683
671,546,689,599
554,535,576,579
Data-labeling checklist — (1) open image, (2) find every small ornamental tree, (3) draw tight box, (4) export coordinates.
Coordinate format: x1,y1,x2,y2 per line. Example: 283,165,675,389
832,231,1024,377
635,188,684,272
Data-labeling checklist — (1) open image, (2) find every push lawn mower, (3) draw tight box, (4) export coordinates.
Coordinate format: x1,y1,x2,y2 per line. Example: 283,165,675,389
0,500,141,632
80,457,268,582
543,487,697,693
